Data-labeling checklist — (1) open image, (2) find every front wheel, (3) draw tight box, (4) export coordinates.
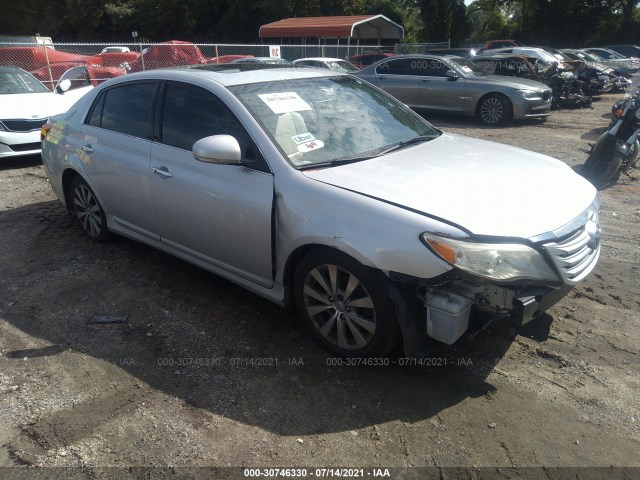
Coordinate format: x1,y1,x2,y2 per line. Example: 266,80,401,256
293,249,399,358
70,176,112,242
581,134,623,189
477,94,512,126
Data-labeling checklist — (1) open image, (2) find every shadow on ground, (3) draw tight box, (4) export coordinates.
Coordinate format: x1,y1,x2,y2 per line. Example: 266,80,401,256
0,200,544,439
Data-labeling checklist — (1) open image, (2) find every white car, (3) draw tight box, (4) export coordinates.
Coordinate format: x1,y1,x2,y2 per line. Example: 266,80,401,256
101,46,130,53
293,57,359,73
0,66,93,159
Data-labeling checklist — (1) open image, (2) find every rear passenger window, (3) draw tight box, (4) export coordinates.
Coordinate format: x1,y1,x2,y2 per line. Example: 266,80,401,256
377,58,450,77
376,58,414,75
86,82,156,139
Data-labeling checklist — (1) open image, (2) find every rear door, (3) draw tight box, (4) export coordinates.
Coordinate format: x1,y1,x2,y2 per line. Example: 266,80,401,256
149,82,274,287
372,58,421,107
81,81,159,238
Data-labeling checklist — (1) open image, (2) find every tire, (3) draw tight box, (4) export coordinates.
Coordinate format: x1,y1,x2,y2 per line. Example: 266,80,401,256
477,94,512,126
293,249,399,358
581,134,623,189
70,176,112,242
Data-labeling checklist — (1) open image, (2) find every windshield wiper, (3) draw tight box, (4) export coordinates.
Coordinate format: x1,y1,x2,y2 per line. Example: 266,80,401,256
376,135,437,156
296,135,437,171
297,156,375,171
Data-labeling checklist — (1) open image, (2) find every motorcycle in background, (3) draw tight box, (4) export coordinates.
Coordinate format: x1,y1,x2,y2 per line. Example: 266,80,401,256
581,86,640,188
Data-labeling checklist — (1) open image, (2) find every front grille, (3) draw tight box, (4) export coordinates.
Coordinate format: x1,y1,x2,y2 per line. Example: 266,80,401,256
0,118,48,132
542,90,551,101
543,214,600,285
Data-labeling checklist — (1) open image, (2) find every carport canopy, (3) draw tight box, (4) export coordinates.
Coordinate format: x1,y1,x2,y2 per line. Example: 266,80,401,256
259,15,404,41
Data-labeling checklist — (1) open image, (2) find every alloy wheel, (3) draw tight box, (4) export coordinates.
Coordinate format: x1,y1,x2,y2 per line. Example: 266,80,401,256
302,264,376,350
73,184,103,238
480,97,504,124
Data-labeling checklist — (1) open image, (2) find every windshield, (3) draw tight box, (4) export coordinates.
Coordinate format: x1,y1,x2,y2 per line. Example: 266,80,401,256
515,48,558,64
230,76,439,168
326,61,359,72
580,51,601,61
449,58,489,77
0,69,49,94
605,50,626,59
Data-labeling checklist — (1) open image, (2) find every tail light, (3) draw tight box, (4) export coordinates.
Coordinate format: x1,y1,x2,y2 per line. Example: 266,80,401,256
41,123,52,142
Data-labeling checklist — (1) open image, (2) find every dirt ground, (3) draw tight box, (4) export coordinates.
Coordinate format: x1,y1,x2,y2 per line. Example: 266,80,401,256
0,93,638,478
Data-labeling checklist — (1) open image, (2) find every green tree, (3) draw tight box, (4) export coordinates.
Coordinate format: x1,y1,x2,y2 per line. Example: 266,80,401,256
418,0,470,45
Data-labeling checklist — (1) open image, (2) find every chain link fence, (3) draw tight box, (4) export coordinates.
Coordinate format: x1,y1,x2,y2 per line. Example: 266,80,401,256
395,42,451,54
0,41,424,90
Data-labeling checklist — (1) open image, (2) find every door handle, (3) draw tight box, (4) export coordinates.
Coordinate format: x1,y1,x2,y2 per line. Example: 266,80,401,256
420,78,431,82
80,145,94,154
152,167,173,178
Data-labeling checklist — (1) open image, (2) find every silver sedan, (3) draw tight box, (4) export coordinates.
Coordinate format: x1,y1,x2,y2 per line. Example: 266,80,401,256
41,66,599,358
354,54,552,125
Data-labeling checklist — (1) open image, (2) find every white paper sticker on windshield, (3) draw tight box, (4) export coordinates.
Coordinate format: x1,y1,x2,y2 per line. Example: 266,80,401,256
258,92,312,114
297,139,325,153
460,66,473,73
291,132,315,145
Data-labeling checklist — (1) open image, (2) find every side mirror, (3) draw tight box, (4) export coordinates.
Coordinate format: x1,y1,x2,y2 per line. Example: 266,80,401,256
192,135,242,164
446,70,459,80
56,79,72,93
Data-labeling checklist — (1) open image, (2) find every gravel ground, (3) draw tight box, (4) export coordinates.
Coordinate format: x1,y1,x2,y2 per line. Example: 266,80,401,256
0,93,638,478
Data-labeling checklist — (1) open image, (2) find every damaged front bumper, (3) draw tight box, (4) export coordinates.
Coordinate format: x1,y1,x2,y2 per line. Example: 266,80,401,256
391,201,601,356
418,282,574,346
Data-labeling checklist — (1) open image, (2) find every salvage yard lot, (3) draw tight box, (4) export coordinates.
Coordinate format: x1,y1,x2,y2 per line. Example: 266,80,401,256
0,94,638,473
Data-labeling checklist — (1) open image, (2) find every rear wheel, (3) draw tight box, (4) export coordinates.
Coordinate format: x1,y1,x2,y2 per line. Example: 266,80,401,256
70,176,112,242
293,249,399,358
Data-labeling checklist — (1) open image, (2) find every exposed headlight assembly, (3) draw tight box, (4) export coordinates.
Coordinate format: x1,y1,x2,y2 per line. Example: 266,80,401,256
422,233,559,283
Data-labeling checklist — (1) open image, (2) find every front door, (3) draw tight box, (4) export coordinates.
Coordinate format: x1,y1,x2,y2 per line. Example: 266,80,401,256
149,82,274,287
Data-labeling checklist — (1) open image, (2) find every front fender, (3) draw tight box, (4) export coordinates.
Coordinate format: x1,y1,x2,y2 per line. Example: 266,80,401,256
273,174,460,286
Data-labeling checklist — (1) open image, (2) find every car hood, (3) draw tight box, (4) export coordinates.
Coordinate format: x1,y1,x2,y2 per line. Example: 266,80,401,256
302,133,597,239
0,88,92,119
467,74,549,90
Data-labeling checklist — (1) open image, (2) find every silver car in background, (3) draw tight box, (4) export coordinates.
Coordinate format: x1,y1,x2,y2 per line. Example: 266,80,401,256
292,57,359,73
41,66,599,358
354,54,552,125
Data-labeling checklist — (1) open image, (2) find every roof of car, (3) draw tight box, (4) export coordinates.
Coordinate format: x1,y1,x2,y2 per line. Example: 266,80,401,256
381,54,461,59
293,57,345,62
236,57,289,61
102,65,341,87
472,53,529,60
351,52,394,57
0,65,26,73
